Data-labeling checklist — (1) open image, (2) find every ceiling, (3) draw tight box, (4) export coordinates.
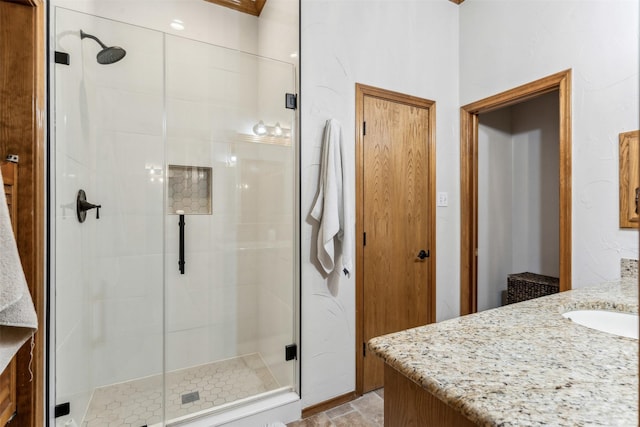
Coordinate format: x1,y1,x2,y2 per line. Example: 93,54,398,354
203,0,267,16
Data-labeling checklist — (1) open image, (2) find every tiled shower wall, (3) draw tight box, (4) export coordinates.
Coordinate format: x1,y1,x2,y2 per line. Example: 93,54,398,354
54,10,165,422
164,34,294,385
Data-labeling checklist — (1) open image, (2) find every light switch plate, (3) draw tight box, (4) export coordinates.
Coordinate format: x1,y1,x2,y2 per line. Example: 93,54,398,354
437,192,448,207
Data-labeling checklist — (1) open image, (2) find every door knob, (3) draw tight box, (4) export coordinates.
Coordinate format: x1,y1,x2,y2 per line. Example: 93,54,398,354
417,249,429,260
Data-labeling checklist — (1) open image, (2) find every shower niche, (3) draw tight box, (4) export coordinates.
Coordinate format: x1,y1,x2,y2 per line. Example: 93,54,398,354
168,165,212,215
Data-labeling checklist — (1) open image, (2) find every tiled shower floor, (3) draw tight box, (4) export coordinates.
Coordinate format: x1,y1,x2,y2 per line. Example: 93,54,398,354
82,354,280,426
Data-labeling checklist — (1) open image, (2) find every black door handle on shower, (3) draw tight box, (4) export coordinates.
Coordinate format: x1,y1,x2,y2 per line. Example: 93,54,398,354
178,212,185,274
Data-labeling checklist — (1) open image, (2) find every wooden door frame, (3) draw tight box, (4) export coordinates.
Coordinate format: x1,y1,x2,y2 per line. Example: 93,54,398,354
460,69,572,316
355,83,436,395
0,0,45,426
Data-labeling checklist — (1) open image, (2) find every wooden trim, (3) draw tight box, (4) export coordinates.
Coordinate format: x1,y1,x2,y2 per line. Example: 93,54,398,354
0,1,45,426
459,110,477,316
301,391,358,419
558,72,572,294
427,99,437,325
461,70,570,115
202,0,266,16
619,130,640,228
448,0,465,4
3,0,42,6
459,69,572,315
355,83,365,396
355,83,437,395
355,83,436,109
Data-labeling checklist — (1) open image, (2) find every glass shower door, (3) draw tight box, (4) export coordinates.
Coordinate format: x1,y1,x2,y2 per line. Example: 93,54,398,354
53,8,165,427
53,8,297,427
163,35,297,421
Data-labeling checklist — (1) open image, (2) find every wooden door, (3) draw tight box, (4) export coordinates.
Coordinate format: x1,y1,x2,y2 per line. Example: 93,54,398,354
356,84,436,393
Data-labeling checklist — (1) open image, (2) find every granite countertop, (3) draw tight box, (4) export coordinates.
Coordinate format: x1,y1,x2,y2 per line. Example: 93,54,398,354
368,279,638,426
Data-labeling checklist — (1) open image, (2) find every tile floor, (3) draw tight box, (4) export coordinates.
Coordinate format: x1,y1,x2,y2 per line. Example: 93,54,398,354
287,389,384,427
82,353,279,426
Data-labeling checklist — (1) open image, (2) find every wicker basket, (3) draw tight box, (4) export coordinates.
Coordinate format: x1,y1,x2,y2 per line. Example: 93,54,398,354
506,272,559,304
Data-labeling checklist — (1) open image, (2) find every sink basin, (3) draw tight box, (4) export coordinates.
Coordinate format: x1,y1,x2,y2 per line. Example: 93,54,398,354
562,310,638,339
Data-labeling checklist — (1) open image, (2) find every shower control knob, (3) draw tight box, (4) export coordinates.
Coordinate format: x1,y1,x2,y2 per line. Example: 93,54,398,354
76,189,102,223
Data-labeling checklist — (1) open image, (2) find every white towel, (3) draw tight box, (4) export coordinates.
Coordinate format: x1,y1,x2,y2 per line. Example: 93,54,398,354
310,119,354,277
0,171,37,373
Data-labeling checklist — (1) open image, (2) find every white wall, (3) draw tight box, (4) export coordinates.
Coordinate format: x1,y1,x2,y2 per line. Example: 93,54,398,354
477,93,560,312
460,0,640,287
300,0,460,407
53,0,260,54
478,109,513,311
53,0,298,65
511,93,560,277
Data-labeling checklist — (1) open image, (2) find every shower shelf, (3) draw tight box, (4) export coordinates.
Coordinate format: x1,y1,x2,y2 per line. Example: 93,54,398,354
168,165,212,215
236,133,292,147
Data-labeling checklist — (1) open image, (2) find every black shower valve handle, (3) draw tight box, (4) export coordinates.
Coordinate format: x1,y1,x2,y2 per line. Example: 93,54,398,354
76,189,103,223
78,199,102,219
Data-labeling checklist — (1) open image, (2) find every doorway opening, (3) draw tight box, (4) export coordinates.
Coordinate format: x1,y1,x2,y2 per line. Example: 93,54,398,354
460,69,572,315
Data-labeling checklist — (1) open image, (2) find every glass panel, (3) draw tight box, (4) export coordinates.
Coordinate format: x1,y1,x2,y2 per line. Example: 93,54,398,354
53,8,297,426
164,34,296,421
53,8,165,426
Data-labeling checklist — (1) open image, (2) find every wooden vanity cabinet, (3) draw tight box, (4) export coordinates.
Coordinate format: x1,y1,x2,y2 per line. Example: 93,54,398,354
384,364,476,427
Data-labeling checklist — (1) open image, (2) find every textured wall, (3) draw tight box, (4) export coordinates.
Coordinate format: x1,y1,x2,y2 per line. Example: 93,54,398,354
300,0,460,407
461,0,640,287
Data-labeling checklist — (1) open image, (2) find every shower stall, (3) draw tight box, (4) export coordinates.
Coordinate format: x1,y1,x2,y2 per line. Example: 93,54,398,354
51,6,299,426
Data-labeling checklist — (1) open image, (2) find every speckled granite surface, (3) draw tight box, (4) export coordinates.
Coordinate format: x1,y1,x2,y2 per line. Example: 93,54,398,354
368,279,638,426
621,258,638,280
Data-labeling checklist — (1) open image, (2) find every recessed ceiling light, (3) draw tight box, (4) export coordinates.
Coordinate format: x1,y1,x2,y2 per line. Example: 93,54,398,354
170,19,185,31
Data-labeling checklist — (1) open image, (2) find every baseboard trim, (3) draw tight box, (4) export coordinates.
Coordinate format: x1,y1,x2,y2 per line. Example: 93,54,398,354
301,391,358,419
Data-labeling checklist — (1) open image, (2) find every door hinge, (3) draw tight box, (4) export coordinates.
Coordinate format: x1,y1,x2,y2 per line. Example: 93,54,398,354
363,232,367,246
363,121,366,136
285,93,297,110
55,402,70,418
55,51,70,65
363,342,366,357
285,343,297,361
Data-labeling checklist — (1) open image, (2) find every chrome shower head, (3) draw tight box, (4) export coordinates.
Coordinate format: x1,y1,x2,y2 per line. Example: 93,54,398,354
80,30,126,64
